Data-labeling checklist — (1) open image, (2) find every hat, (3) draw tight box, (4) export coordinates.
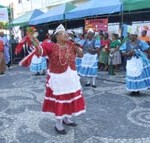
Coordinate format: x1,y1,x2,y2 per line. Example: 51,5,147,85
87,28,94,33
54,24,65,34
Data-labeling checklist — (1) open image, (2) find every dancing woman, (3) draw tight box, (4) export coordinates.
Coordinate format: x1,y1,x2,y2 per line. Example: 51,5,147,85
20,24,86,134
120,30,150,96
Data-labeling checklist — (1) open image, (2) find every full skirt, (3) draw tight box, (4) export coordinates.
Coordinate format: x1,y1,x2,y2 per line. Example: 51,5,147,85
126,57,150,91
30,55,47,73
42,67,86,119
79,53,98,77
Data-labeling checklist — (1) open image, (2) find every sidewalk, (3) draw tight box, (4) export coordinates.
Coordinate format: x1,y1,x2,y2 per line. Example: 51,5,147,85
0,65,150,143
97,70,126,83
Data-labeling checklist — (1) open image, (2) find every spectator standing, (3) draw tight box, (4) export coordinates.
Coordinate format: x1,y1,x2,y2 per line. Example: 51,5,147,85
99,32,111,71
139,30,150,45
108,33,122,74
0,32,11,69
0,39,6,74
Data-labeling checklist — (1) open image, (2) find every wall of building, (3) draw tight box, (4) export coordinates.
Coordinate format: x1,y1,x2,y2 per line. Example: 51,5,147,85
12,0,88,18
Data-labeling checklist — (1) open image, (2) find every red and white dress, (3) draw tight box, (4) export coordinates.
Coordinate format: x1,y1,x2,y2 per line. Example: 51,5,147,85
40,41,86,119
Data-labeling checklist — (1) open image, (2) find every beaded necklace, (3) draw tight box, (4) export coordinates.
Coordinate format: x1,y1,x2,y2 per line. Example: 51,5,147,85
58,44,69,65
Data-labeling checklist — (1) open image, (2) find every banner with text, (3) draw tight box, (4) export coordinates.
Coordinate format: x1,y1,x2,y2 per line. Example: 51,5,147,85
85,18,108,33
0,8,9,22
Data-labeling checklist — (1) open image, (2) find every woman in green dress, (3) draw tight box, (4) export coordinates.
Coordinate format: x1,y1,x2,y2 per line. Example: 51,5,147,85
109,33,122,74
99,32,111,71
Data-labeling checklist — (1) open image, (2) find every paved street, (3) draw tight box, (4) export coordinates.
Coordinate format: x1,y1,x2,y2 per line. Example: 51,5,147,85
0,65,150,143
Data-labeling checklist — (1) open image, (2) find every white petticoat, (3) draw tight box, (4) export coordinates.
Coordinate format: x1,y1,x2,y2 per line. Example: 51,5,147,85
31,55,43,64
126,57,143,77
81,53,97,67
47,67,82,95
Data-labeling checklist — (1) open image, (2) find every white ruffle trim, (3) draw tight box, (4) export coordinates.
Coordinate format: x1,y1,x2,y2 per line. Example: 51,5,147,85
126,86,150,91
126,77,150,82
31,55,43,64
55,109,86,119
44,94,83,104
42,109,86,119
81,53,98,67
47,67,82,95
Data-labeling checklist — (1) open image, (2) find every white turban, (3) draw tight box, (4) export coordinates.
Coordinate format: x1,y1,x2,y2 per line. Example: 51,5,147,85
54,24,65,34
87,28,94,33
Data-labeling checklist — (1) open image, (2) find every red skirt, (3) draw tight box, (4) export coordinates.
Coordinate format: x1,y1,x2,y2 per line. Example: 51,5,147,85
42,75,86,119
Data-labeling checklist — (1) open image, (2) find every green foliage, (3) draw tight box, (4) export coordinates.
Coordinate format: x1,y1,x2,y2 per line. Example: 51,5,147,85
0,5,10,29
0,22,9,29
0,22,4,29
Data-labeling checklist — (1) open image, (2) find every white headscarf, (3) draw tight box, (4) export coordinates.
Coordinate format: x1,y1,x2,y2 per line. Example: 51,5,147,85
54,24,65,35
87,28,94,33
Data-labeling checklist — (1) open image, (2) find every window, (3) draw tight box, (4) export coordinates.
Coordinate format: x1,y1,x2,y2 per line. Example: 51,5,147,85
18,0,22,4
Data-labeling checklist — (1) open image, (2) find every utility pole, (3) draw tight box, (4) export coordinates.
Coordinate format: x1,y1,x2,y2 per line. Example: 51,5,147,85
31,0,33,10
8,2,14,65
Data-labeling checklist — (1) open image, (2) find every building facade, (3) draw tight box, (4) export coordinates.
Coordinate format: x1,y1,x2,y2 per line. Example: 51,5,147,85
11,0,87,19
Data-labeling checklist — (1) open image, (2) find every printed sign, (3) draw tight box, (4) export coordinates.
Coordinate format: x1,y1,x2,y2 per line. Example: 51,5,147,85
0,8,9,22
85,18,108,32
